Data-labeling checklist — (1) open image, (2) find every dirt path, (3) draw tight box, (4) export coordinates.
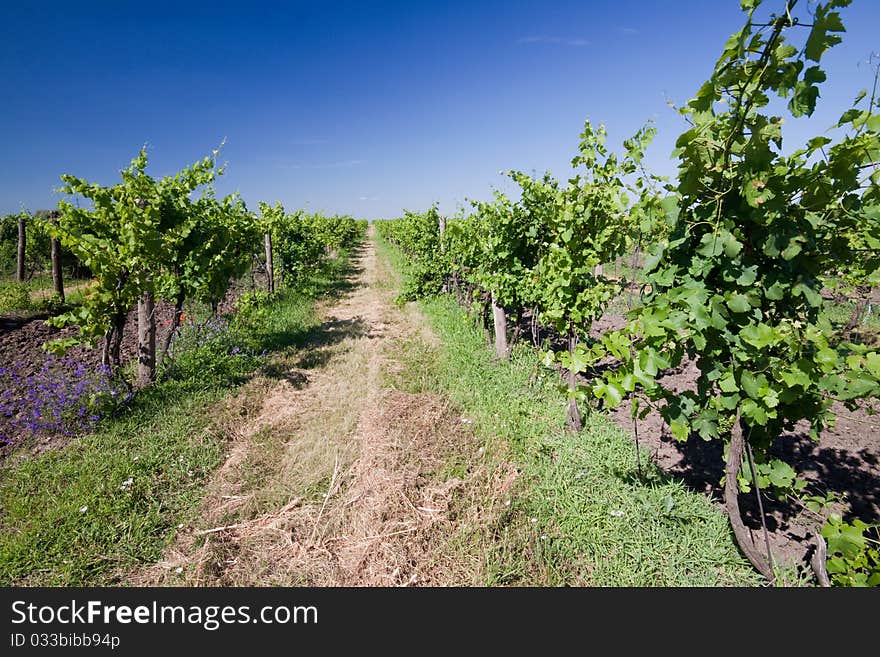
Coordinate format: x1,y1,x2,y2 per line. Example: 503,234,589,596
133,228,505,586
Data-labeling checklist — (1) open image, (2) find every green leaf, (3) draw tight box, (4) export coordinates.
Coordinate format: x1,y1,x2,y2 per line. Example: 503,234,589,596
804,66,827,85
696,233,723,258
766,459,797,489
741,398,767,425
726,293,751,313
781,240,802,261
736,266,758,287
805,8,846,63
793,283,822,307
721,231,743,258
692,411,719,440
765,280,786,300
594,381,624,407
807,135,832,151
718,373,738,393
669,420,689,441
741,323,777,349
815,347,838,371
660,195,680,223
740,370,760,399
653,266,676,287
822,516,868,559
789,81,820,118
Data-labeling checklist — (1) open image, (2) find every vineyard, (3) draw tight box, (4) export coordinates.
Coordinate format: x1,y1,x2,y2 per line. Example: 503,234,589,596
0,0,878,587
377,0,880,586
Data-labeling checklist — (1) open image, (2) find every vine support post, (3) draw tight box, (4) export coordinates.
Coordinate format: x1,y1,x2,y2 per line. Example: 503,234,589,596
439,215,448,293
137,290,156,386
491,291,509,360
530,308,540,347
48,210,64,303
264,231,275,294
566,321,583,432
16,213,26,282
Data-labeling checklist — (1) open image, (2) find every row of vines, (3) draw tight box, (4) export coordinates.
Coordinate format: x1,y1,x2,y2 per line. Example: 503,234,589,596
1,147,365,443
378,0,880,585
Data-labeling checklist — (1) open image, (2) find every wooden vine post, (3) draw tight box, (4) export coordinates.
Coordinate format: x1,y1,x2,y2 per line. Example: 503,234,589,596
264,231,275,294
492,291,509,360
566,322,583,432
16,213,26,282
439,214,448,293
48,210,64,302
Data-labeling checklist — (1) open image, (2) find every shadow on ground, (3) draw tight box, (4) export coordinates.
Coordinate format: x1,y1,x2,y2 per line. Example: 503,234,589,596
258,247,371,383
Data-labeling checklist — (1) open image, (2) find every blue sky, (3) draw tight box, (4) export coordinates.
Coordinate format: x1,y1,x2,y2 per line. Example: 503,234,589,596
1,0,878,220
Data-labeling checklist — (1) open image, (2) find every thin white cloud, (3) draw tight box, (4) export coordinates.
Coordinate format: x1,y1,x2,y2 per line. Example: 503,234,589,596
358,196,380,201
312,159,365,169
279,159,365,170
618,27,639,35
517,35,590,47
289,137,330,146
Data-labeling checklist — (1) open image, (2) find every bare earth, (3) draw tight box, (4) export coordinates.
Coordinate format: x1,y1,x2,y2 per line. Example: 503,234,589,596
132,230,512,586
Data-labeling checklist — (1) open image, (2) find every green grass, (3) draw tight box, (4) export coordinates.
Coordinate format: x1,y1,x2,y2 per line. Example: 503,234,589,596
378,234,761,586
0,274,91,314
0,249,359,586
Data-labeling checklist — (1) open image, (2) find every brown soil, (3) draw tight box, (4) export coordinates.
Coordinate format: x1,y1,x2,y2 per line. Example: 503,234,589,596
130,229,513,586
593,309,880,577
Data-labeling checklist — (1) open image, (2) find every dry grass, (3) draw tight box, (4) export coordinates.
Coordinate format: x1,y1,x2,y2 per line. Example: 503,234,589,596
165,391,504,587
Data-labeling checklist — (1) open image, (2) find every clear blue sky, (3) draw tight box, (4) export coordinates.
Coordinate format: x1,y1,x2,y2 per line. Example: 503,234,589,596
1,0,878,220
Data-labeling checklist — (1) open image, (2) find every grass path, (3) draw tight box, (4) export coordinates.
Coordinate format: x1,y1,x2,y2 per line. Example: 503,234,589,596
134,227,500,585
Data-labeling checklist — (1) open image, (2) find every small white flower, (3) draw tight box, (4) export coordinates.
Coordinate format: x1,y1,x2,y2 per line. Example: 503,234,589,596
460,417,472,424
477,447,484,454
610,510,625,517
540,534,548,540
174,567,183,575
177,523,184,529
187,471,193,477
504,500,511,507
529,517,537,524
79,506,88,513
120,477,134,491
